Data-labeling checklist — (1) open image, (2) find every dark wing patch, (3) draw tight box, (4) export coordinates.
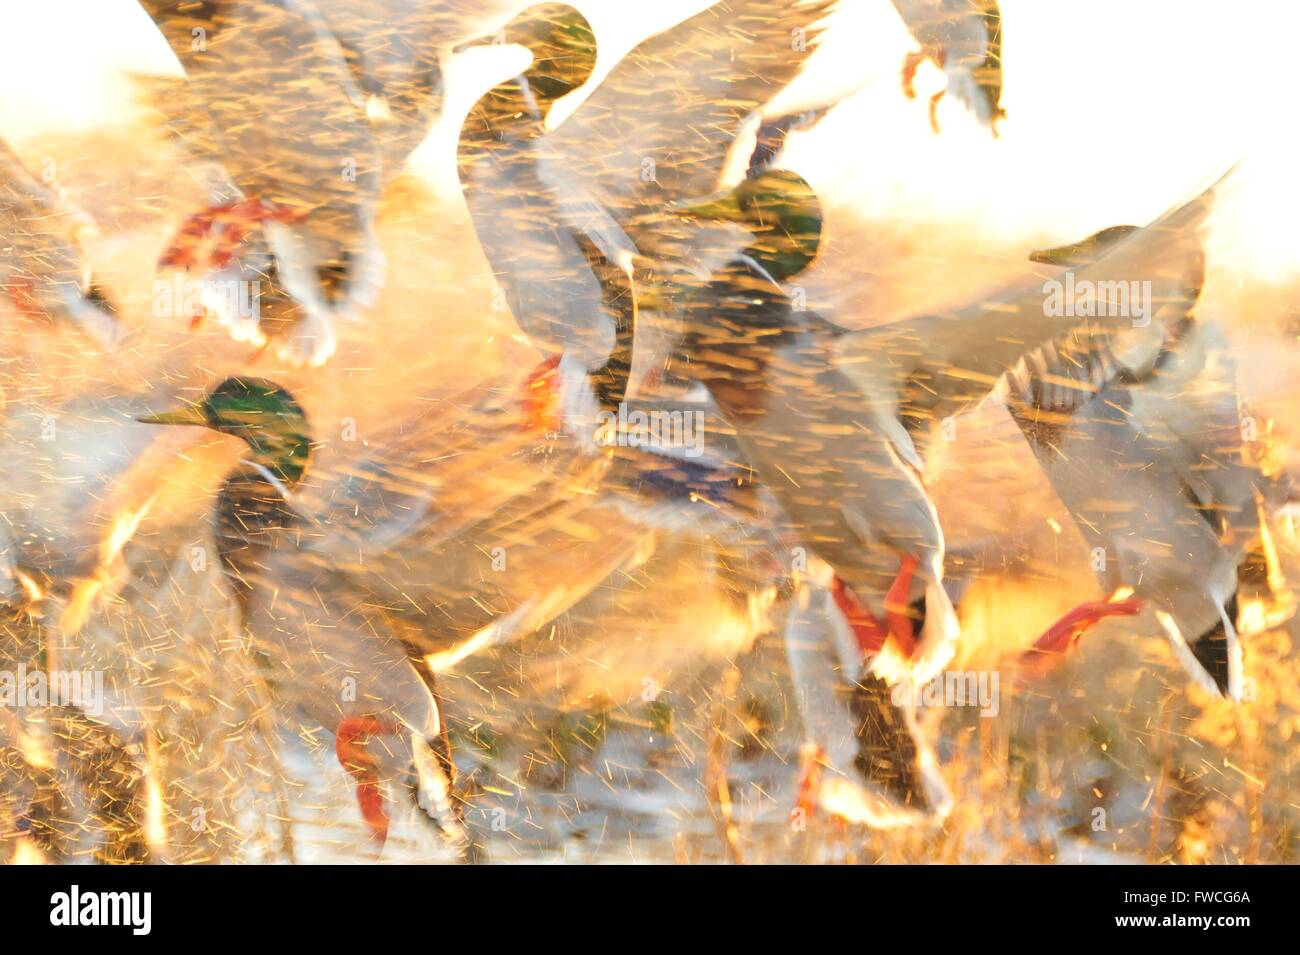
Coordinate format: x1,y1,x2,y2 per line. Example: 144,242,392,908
1188,594,1234,697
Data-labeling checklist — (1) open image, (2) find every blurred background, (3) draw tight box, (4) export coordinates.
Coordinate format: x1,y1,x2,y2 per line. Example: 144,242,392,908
0,0,1296,863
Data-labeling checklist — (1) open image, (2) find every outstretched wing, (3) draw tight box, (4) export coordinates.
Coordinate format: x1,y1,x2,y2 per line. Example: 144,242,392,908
548,0,837,244
833,168,1228,455
1127,320,1258,533
136,0,378,208
139,0,439,178
310,0,446,177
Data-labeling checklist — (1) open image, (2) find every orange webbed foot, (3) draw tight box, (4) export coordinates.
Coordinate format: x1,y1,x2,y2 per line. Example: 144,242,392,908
335,716,401,848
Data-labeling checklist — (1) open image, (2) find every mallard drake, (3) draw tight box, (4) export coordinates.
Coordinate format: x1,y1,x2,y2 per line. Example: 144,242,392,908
455,1,836,427
1009,224,1275,699
889,0,1004,135
134,0,388,367
661,167,1220,825
137,377,481,855
666,167,1219,691
456,4,635,417
0,136,123,350
668,169,960,687
134,372,786,855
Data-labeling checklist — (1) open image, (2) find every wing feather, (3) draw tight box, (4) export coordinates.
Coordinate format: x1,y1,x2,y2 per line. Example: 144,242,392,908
833,168,1229,447
548,0,837,240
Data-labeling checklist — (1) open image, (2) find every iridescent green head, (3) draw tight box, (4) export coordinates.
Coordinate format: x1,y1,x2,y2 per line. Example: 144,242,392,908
459,4,597,108
138,377,311,487
673,170,823,282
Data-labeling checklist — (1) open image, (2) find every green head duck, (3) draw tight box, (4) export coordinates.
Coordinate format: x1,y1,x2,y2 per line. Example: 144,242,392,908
673,169,823,282
138,377,311,488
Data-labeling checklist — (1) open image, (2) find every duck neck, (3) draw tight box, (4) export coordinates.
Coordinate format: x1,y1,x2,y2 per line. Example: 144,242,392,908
575,234,637,416
215,464,300,618
741,243,816,285
459,79,546,167
214,423,308,615
517,30,592,112
239,428,309,489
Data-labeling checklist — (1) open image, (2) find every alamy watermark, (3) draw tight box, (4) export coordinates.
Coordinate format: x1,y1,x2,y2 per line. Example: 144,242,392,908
1043,272,1152,328
152,275,260,323
595,403,705,458
891,670,999,717
0,664,104,716
50,885,151,935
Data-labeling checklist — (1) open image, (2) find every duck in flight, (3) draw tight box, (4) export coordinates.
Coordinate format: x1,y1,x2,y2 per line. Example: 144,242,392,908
664,165,1218,816
1010,220,1282,699
455,0,837,434
890,0,1005,135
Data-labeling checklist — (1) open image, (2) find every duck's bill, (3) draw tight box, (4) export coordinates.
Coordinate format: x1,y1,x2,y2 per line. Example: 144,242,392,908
1027,242,1080,266
1028,224,1141,266
136,405,206,427
669,191,742,222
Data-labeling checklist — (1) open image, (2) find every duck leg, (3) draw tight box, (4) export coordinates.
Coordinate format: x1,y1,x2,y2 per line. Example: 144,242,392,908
830,577,890,656
335,702,473,857
830,556,922,660
882,554,920,658
520,353,563,434
901,50,925,99
335,715,398,848
4,276,41,318
793,742,825,823
405,666,477,861
1019,594,1144,674
157,206,223,271
158,199,304,273
901,47,949,133
928,89,946,134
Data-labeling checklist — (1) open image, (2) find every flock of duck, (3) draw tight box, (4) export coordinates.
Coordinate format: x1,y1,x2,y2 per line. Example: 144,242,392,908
0,0,1292,863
